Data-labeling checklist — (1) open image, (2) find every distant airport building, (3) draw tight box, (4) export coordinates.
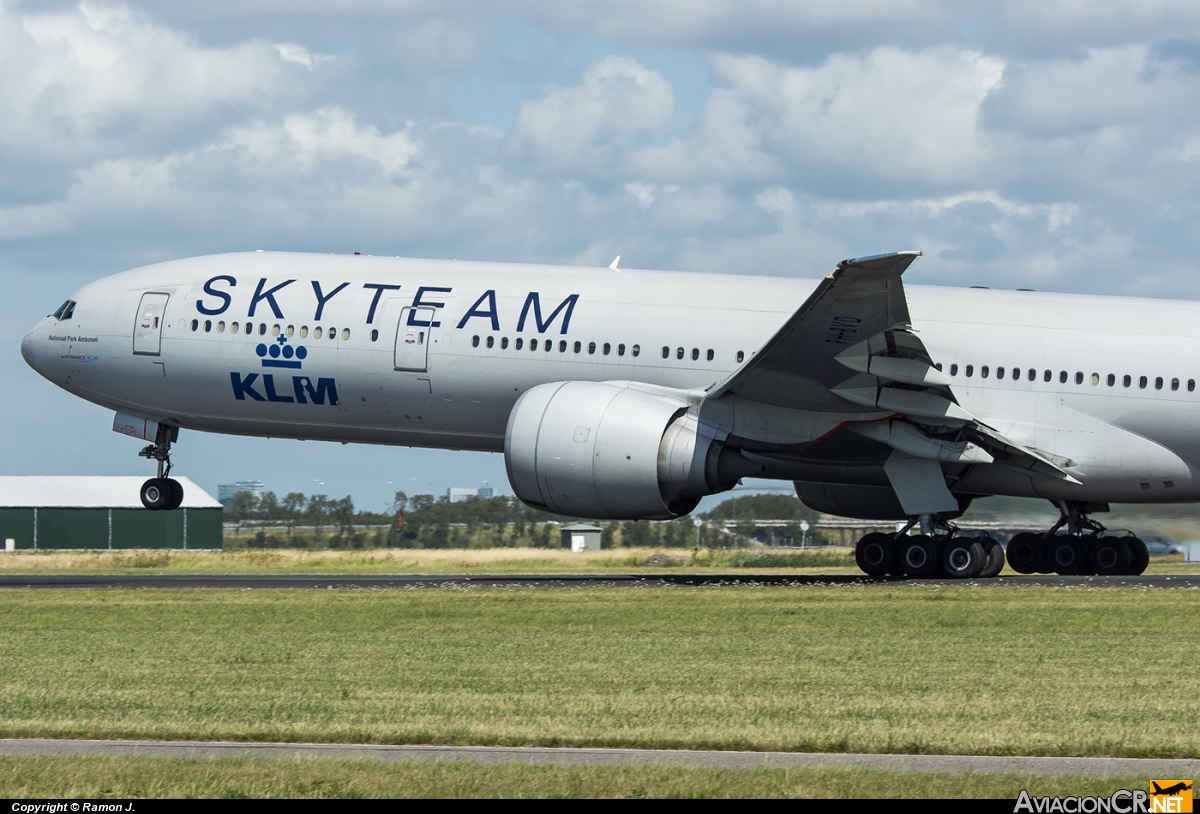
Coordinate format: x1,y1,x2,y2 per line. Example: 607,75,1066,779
561,524,603,552
447,485,495,502
0,477,223,550
218,480,265,508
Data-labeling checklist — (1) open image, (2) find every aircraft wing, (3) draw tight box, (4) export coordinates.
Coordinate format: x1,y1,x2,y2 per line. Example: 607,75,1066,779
710,251,953,414
706,251,1079,486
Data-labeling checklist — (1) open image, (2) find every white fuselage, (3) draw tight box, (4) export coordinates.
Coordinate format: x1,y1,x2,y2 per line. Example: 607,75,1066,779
21,251,1200,506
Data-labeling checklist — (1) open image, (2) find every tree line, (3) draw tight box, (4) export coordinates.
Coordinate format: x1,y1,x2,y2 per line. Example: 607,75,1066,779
223,489,826,549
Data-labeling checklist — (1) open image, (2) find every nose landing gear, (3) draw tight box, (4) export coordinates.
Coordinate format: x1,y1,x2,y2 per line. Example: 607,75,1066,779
138,424,184,511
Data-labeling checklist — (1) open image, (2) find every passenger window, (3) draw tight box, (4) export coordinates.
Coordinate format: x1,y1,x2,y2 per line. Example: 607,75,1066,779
736,351,744,363
588,342,596,354
190,319,198,331
662,346,670,359
217,321,225,333
486,336,494,348
965,365,974,377
271,324,280,337
574,341,581,353
1090,373,1099,386
1139,376,1148,389
1013,368,1020,381
618,344,625,356
676,347,684,360
935,363,943,372
204,320,212,332
632,344,640,357
1123,375,1131,387
299,326,308,338
472,335,480,348
691,348,699,361
342,329,350,340
1028,369,1036,382
502,337,509,349
1074,372,1083,385
1155,376,1163,390
1106,374,1115,386
1059,370,1067,383
259,324,268,336
286,325,294,337
1190,379,1196,392
707,349,714,361
1043,369,1051,382
996,366,1004,378
603,343,611,355
231,322,240,335
1171,377,1179,391
545,340,553,352
559,340,567,352
981,366,990,378
515,338,523,350
950,364,958,376
370,329,379,342
531,338,538,351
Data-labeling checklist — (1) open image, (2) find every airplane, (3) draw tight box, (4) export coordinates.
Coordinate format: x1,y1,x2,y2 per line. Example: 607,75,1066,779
1152,782,1193,797
21,249,1197,579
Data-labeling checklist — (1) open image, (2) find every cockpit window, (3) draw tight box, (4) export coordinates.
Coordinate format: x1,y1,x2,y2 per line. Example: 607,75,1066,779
52,300,76,321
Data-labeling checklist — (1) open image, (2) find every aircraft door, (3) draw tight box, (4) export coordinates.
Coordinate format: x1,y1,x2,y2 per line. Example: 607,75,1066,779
133,292,169,356
395,306,435,372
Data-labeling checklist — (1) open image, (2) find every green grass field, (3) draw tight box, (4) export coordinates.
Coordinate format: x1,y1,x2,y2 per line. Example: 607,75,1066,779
0,756,1161,799
0,584,1197,758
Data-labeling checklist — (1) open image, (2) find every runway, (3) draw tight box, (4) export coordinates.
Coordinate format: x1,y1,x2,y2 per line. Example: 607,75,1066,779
0,738,1194,776
0,573,1197,589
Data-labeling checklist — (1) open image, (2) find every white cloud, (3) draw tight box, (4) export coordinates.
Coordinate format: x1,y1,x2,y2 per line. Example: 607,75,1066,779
0,1,308,167
511,56,675,172
217,109,421,177
273,42,332,71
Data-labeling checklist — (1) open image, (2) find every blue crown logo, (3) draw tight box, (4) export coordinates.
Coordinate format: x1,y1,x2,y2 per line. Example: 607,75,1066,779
256,335,307,369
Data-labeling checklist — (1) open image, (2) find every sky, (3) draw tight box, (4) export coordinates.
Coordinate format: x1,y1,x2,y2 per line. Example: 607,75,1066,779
4,1,1200,512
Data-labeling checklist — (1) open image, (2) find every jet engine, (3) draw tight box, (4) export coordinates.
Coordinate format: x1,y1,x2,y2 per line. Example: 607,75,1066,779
505,381,755,519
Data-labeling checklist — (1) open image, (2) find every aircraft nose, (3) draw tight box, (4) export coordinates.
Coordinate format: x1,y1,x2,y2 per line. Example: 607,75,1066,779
21,324,51,377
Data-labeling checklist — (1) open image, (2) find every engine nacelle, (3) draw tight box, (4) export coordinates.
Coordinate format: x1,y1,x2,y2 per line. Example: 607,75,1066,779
505,381,745,519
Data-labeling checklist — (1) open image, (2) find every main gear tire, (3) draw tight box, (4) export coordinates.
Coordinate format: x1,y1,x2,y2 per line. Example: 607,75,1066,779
1006,532,1043,574
939,538,986,579
1088,536,1132,576
1126,537,1150,576
1047,535,1088,576
977,536,1006,578
899,535,940,578
855,532,895,577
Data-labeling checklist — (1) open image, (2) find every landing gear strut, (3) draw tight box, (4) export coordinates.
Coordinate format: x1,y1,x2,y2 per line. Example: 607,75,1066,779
1006,501,1147,577
138,424,184,511
854,514,1004,579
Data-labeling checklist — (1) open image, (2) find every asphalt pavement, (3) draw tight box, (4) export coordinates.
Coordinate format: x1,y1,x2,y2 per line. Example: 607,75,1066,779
0,573,1197,589
0,738,1195,776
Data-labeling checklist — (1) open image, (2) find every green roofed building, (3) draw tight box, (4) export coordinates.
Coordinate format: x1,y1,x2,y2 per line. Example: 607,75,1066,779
0,477,222,550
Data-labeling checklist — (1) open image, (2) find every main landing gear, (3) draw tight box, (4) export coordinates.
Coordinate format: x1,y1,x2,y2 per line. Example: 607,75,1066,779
138,424,184,512
1004,501,1148,577
855,514,1005,579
